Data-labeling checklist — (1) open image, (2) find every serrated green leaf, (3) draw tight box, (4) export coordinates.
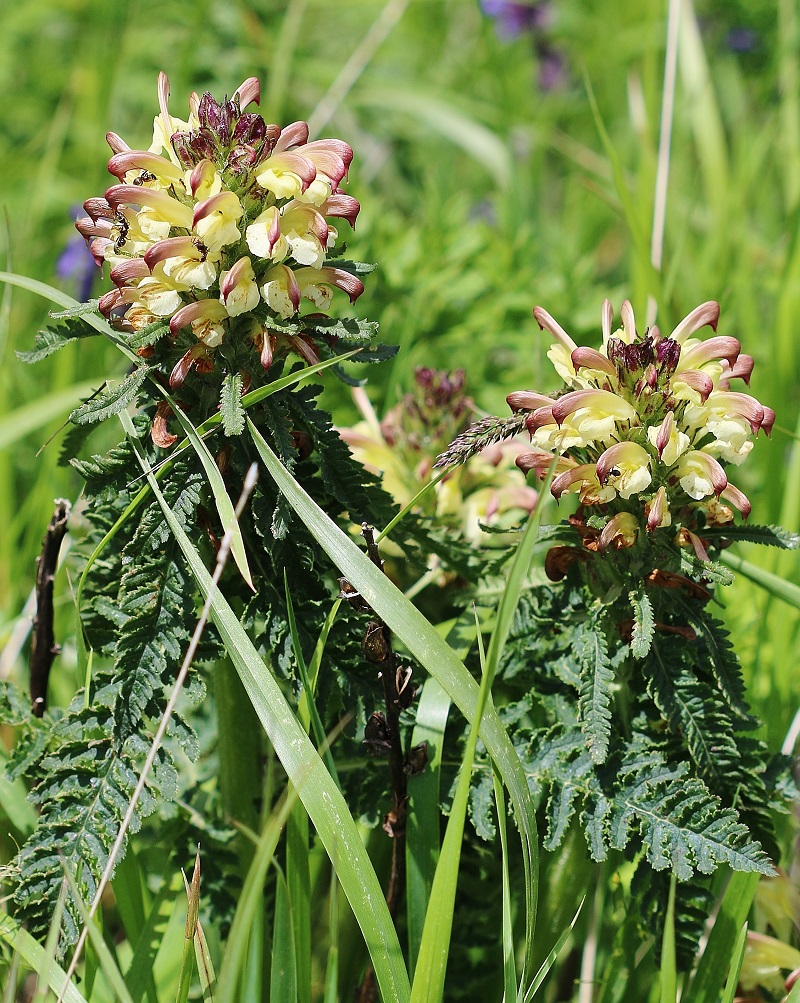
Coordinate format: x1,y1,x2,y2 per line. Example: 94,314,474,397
219,372,246,436
17,319,98,364
610,757,774,880
629,587,655,659
126,320,170,352
576,613,613,765
69,368,151,425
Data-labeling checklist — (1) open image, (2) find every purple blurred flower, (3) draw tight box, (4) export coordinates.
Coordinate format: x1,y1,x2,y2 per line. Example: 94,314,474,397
56,206,97,302
480,0,549,40
727,27,758,53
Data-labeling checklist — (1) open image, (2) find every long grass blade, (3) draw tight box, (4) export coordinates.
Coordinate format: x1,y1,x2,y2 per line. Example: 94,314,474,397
0,915,88,1003
32,879,68,1003
682,871,760,1003
492,770,516,1002
0,382,99,451
164,399,254,588
406,678,451,976
521,898,584,1003
60,862,135,1003
271,866,299,1003
721,552,800,609
659,873,677,1003
720,922,748,1003
409,608,494,1003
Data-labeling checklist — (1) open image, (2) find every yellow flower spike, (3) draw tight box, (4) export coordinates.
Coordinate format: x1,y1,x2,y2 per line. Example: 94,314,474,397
170,298,229,347
261,264,301,318
135,268,189,317
645,486,671,531
187,159,223,200
667,300,720,344
144,236,217,290
149,71,195,166
551,464,616,503
551,388,638,426
105,184,194,230
245,206,287,261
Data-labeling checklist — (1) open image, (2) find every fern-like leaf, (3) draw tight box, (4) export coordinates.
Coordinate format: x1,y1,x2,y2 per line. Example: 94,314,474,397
703,524,800,549
609,754,774,880
219,371,246,436
646,638,743,782
629,586,654,658
69,367,152,425
576,611,613,765
677,603,754,723
17,318,99,364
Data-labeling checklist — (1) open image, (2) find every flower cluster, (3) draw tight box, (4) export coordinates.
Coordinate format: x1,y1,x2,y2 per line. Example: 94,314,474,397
340,369,537,547
510,299,773,566
77,73,363,389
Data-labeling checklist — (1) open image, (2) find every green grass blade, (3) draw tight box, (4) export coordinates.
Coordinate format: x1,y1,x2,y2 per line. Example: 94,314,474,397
720,922,748,1003
123,416,410,1003
246,418,540,982
583,74,655,283
406,678,451,976
216,788,298,1003
409,608,494,1003
660,873,677,1003
125,870,183,1003
113,849,158,1003
682,871,759,1003
287,807,312,1003
33,879,68,1003
323,872,339,1003
176,853,201,1003
194,916,217,1002
353,89,512,189
492,770,516,1003
166,399,253,590
285,574,341,784
60,861,135,1003
308,598,341,695
0,914,88,1003
271,866,298,1003
722,552,800,609
521,899,584,1003
377,467,449,544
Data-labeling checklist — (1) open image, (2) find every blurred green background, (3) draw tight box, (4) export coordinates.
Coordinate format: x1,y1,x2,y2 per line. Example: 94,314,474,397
1,0,798,748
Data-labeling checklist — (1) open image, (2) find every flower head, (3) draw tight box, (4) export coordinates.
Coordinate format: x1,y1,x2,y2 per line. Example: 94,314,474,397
340,369,537,549
78,72,365,409
511,298,772,581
